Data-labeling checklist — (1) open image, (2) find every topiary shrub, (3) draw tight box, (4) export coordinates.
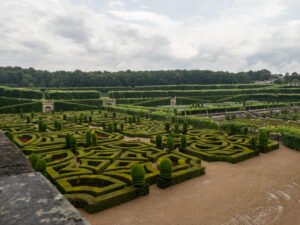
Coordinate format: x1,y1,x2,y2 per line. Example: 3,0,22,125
70,135,77,153
28,153,40,168
258,131,268,152
155,135,163,149
250,136,257,151
65,133,71,148
165,122,170,132
35,159,47,174
6,131,13,141
91,133,97,145
157,158,173,189
131,164,146,187
180,134,187,151
85,130,92,147
167,135,174,152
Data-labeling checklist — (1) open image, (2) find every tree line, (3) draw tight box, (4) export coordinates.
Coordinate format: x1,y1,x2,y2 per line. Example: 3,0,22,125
0,66,280,87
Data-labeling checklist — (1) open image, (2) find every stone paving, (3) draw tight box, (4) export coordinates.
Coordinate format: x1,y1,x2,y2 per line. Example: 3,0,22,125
0,132,90,225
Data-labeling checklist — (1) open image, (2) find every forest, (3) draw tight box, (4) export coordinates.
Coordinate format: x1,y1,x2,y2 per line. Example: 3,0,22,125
0,66,287,87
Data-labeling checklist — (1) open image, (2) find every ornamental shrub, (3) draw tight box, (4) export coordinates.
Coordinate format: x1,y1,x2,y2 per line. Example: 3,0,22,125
65,133,71,148
28,153,40,168
70,135,77,153
85,130,92,147
250,136,257,151
258,131,269,152
131,164,146,187
155,135,163,149
6,132,13,141
159,158,172,180
182,121,188,134
167,135,174,152
35,159,47,174
180,134,187,151
174,123,179,133
113,122,118,131
165,122,170,132
91,133,97,145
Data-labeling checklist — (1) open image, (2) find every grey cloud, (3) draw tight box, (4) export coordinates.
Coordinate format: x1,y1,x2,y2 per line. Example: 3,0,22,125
50,16,90,43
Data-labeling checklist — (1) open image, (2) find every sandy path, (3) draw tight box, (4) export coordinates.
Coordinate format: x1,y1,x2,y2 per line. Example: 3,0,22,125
123,136,151,143
79,145,300,225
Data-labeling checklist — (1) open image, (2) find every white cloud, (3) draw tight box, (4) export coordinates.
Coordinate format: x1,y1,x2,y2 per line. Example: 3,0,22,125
0,0,299,73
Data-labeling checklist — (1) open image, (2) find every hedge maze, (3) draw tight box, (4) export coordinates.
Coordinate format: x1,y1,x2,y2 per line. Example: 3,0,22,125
0,109,279,213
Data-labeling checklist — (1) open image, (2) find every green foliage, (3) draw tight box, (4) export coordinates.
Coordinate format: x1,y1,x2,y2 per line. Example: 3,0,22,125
46,90,100,100
65,133,72,148
167,135,174,152
28,153,40,168
91,133,97,145
182,121,188,134
38,120,47,132
258,131,269,152
180,135,187,151
6,131,13,141
0,67,274,87
159,158,173,180
70,135,77,153
174,123,179,133
131,164,146,187
85,130,92,147
35,159,47,174
54,121,62,130
250,137,257,151
165,122,170,132
155,135,163,149
54,101,98,112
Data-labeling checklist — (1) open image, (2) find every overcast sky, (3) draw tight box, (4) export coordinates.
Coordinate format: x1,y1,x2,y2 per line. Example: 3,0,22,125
0,0,299,73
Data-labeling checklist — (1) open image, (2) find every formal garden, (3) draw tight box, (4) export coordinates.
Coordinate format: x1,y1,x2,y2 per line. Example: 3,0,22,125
0,105,284,213
1,82,300,213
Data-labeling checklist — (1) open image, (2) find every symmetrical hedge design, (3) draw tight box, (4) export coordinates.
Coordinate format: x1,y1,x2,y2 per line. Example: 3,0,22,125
0,111,206,213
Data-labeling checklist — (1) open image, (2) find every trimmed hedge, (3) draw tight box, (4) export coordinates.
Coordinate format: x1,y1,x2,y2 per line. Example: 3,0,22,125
0,86,42,99
108,87,300,99
46,90,100,100
54,101,99,111
282,132,300,151
0,97,32,107
0,102,42,113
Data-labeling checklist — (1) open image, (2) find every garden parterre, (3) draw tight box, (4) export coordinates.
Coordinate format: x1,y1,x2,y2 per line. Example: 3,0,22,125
0,110,278,212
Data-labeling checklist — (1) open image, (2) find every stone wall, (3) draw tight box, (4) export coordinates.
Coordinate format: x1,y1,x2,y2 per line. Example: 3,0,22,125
0,132,90,225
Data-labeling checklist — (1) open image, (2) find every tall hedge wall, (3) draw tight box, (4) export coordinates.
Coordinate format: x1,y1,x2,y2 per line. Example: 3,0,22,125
45,90,100,100
0,102,42,114
0,97,32,107
0,86,42,99
108,88,300,99
54,101,99,111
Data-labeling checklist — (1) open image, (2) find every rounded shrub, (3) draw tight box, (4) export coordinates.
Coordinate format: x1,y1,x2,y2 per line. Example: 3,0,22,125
35,159,47,174
159,158,172,180
28,153,40,168
131,164,146,187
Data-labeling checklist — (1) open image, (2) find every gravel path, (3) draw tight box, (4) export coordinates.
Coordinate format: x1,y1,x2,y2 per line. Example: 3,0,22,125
79,145,300,225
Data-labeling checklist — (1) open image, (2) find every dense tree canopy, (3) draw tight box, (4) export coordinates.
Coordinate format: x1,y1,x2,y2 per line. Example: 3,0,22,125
0,66,278,87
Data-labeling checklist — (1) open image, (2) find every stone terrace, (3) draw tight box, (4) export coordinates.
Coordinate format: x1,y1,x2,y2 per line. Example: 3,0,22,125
0,132,90,225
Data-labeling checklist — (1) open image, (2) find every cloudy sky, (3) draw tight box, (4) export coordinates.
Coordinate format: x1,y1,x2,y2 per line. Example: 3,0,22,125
0,0,299,73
